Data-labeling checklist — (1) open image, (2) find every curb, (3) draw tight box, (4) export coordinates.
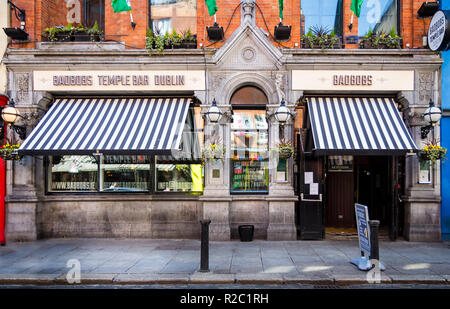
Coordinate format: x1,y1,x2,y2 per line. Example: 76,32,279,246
0,273,449,286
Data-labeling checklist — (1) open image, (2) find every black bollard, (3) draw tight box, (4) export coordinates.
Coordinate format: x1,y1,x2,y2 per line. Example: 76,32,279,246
199,219,211,272
369,220,380,263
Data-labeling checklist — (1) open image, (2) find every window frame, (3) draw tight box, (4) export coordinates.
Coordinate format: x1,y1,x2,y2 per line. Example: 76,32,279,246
300,0,344,37
230,106,269,195
83,0,105,32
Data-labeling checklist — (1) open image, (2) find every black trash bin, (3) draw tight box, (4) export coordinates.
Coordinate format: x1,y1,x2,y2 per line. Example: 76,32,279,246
238,225,254,242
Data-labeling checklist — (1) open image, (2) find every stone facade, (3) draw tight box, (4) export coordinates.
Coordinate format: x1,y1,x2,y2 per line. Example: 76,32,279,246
2,0,443,242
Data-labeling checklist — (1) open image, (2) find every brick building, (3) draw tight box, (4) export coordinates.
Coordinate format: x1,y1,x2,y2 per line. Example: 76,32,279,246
0,0,443,242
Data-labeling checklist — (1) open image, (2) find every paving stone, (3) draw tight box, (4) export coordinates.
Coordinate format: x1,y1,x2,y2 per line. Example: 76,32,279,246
389,274,446,284
235,273,283,284
0,274,59,285
189,272,235,284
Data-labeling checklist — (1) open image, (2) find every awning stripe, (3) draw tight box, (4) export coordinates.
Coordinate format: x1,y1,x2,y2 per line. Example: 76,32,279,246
19,97,192,155
307,97,417,153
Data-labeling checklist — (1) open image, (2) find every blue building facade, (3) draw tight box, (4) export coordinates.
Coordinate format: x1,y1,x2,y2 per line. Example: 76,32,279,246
441,1,450,240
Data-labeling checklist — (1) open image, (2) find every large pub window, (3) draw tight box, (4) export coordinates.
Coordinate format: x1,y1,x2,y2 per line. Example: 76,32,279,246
230,86,269,194
84,0,105,31
301,0,343,37
149,0,197,35
357,0,399,36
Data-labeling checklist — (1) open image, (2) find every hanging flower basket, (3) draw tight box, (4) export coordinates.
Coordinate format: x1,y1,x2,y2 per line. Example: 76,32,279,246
201,143,226,164
418,143,447,168
277,140,294,159
0,144,22,160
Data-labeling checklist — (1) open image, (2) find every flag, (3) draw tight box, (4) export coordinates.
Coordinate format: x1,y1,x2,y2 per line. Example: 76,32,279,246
111,0,131,13
205,0,217,17
279,0,284,20
350,0,364,18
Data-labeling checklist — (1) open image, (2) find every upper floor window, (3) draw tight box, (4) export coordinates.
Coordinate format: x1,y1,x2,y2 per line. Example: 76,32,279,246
84,0,105,31
150,0,197,35
358,0,399,36
301,0,343,37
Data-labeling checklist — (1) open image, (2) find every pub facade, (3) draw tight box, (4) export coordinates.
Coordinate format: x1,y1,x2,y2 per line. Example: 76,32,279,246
2,0,443,242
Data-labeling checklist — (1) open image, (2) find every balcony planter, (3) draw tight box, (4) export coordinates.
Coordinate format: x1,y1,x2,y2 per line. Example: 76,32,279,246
359,28,403,49
274,23,291,41
206,23,224,41
44,22,102,42
301,36,343,49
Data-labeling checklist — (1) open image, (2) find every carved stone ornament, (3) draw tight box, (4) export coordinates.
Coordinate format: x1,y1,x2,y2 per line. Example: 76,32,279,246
418,72,433,103
14,73,30,103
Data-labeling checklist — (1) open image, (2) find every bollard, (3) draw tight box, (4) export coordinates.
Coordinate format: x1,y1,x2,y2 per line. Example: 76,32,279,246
199,219,211,272
369,220,380,263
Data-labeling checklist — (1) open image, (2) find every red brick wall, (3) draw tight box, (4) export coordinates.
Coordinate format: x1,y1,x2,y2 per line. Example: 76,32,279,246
8,0,437,50
104,0,148,49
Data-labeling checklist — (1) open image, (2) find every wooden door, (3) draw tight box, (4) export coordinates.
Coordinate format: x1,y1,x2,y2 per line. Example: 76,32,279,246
326,172,355,228
298,156,325,239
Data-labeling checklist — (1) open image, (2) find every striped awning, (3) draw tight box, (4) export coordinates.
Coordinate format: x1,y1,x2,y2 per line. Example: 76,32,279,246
307,97,417,154
19,97,191,155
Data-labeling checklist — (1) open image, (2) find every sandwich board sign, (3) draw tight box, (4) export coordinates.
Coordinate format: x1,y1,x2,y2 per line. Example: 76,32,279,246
350,203,385,271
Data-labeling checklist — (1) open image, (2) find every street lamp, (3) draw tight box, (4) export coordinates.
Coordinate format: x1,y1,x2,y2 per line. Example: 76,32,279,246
205,98,222,123
274,98,291,123
1,98,27,140
421,98,442,139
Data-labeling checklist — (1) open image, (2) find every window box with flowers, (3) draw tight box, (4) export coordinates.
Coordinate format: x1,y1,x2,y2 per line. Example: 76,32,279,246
418,142,447,168
146,29,197,53
43,22,102,42
301,26,342,50
359,28,402,49
0,143,21,160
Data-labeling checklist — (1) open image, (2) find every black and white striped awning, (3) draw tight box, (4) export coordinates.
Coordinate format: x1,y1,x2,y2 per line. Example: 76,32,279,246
307,97,417,154
19,97,191,155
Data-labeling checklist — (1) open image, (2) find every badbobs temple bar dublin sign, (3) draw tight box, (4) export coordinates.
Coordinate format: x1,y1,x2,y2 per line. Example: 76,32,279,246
33,71,206,92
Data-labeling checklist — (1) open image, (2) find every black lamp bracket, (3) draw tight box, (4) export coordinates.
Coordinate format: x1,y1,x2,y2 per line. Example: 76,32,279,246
8,0,26,25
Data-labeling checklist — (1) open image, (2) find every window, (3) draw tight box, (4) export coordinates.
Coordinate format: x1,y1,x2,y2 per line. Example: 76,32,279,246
48,155,98,192
358,0,398,36
46,105,204,194
150,0,197,35
301,0,343,36
154,106,204,193
101,156,150,192
231,109,269,193
84,0,105,31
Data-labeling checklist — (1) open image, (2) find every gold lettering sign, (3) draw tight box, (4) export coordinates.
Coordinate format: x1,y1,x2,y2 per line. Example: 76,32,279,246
34,71,205,91
333,75,373,86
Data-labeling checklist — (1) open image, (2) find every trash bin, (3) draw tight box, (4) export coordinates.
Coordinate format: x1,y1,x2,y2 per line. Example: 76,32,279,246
238,225,254,242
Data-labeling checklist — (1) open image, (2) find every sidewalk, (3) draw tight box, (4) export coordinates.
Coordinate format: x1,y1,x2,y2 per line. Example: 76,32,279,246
0,238,450,286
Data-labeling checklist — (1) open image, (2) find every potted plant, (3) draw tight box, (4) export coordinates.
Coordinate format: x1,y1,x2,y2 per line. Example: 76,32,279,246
418,141,447,168
276,139,295,159
359,27,402,49
181,28,197,49
301,25,342,49
201,143,226,164
0,143,21,160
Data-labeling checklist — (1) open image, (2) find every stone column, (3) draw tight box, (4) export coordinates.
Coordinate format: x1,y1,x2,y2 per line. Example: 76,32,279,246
266,104,297,240
200,107,232,240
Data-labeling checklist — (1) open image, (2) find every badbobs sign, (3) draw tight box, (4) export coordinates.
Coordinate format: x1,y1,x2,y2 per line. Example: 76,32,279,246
34,71,205,91
428,10,450,52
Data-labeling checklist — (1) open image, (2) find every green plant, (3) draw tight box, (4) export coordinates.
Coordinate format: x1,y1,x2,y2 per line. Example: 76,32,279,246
44,22,102,42
276,140,294,159
0,143,21,160
302,25,340,50
146,28,197,53
360,27,402,49
418,141,447,168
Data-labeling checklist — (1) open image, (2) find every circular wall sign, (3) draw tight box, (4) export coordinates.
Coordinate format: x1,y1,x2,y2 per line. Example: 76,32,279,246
428,10,450,51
